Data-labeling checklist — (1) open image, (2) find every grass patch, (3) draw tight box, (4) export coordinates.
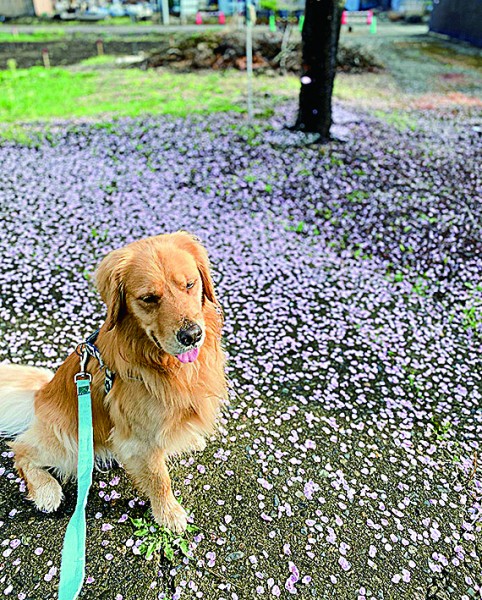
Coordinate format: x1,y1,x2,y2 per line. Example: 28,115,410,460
333,73,398,104
0,66,250,123
0,29,66,43
374,109,418,132
0,124,44,146
96,16,154,26
78,54,120,67
0,52,410,131
0,64,301,128
3,16,155,27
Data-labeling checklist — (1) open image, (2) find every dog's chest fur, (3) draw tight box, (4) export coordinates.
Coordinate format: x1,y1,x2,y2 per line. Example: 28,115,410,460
102,365,221,458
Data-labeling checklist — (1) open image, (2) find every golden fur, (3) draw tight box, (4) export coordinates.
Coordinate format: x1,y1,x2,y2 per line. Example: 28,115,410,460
1,232,226,532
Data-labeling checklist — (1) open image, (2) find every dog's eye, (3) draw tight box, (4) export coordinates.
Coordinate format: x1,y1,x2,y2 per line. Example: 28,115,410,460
186,281,196,290
140,294,160,304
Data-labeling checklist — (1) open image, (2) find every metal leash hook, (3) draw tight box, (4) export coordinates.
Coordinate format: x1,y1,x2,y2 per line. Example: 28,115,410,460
74,345,92,411
75,342,89,375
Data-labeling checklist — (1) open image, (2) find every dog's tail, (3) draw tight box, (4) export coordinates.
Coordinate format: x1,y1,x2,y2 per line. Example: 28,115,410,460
0,363,54,437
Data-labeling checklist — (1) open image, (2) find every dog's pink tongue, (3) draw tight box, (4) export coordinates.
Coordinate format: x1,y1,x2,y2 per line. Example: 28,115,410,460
176,348,200,363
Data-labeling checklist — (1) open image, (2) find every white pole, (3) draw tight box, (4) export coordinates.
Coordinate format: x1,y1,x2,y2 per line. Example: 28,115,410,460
160,0,170,24
246,2,254,121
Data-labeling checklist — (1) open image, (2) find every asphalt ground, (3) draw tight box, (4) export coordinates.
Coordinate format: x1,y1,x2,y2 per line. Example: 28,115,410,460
0,25,481,600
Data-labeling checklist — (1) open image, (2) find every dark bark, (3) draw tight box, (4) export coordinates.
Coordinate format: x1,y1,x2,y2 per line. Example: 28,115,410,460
292,0,344,140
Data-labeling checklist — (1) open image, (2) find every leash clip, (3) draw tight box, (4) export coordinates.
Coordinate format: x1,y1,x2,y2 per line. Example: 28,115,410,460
75,331,114,394
76,341,92,375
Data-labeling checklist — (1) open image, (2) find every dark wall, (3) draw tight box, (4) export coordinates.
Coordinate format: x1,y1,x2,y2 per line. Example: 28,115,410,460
430,0,482,48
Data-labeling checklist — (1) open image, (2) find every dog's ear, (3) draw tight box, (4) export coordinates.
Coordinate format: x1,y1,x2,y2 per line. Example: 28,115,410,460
95,248,129,331
172,231,218,306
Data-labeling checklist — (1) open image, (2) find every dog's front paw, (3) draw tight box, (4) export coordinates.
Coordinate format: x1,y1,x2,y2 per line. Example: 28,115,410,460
152,498,188,533
30,476,64,513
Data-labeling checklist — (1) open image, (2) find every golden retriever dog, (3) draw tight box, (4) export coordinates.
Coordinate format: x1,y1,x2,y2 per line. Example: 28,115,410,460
0,232,226,532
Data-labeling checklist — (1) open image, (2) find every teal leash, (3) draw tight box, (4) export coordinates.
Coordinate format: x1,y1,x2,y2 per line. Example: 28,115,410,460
58,332,115,599
58,363,94,599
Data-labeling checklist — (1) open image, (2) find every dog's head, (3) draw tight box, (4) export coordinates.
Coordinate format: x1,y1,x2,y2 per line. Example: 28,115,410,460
95,232,218,363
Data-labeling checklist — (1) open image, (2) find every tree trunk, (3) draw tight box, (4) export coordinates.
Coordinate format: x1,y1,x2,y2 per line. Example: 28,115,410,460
292,0,344,140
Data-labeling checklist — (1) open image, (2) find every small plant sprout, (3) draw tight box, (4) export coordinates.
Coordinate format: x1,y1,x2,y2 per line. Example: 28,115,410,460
130,513,198,562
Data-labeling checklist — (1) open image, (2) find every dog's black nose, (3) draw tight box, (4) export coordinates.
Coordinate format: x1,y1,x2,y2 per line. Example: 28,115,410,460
177,324,202,347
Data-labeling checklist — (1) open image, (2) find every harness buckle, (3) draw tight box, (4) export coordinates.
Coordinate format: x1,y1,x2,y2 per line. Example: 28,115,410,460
75,372,92,383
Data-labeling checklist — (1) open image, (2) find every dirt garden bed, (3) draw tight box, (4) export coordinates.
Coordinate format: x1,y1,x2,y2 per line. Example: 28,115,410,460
142,31,383,73
0,30,383,73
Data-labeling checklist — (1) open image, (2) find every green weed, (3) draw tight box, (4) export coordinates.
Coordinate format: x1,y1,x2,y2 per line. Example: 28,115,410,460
237,124,264,146
431,416,452,441
352,168,366,176
412,277,429,297
462,306,482,332
130,513,198,561
244,174,256,183
91,227,109,241
457,283,482,333
419,212,438,224
352,245,371,260
330,156,344,167
315,207,332,220
285,221,305,233
255,107,275,119
346,189,370,203
389,271,404,283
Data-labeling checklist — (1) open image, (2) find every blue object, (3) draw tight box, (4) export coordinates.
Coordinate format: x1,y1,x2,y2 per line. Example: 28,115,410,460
345,0,360,10
218,0,234,15
109,3,126,16
58,374,94,600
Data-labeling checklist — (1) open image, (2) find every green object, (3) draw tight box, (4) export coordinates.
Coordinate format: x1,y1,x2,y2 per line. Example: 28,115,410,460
269,13,276,32
0,67,248,125
58,374,94,600
370,15,377,34
298,14,304,32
